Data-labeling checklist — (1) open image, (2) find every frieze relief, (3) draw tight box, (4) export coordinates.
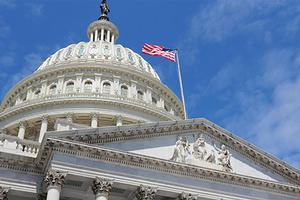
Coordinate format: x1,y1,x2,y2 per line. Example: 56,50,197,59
170,134,233,172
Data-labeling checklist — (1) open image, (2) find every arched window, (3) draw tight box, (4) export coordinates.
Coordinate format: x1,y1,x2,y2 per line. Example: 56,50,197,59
34,90,41,98
84,81,93,93
103,82,111,94
66,82,74,93
137,90,144,100
164,105,170,112
49,85,57,95
152,97,157,105
121,85,128,97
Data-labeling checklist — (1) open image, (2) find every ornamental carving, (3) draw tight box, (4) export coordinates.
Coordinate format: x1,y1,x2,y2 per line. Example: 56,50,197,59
178,192,197,200
135,185,157,200
170,134,232,172
92,177,113,195
0,187,9,200
44,169,67,188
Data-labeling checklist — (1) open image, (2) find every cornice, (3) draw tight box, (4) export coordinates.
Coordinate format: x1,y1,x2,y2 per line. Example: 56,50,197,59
45,118,300,186
41,138,300,196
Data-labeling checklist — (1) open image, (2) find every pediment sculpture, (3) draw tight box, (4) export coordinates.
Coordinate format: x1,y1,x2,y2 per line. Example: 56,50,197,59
170,134,233,172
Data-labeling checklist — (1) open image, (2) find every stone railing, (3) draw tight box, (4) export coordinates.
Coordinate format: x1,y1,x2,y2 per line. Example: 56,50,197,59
0,134,40,158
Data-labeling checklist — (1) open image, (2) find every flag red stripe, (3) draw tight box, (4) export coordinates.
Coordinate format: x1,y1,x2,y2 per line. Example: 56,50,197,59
142,43,176,62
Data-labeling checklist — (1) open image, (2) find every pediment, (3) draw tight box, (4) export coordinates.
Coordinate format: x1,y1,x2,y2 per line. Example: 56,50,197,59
45,118,300,186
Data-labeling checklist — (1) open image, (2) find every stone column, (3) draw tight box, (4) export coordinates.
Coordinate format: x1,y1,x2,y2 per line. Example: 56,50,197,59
44,169,66,200
18,121,26,140
135,185,157,200
111,35,115,43
146,87,152,104
26,87,33,100
41,81,47,97
101,29,104,41
113,76,120,95
115,115,123,126
0,187,9,200
91,113,98,128
177,192,198,200
130,81,137,99
92,177,113,200
57,76,65,94
106,31,111,42
39,116,48,143
95,29,99,42
75,74,83,93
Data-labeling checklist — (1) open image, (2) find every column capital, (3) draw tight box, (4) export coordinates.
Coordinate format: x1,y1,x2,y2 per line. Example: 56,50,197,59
66,113,73,122
135,185,157,200
92,177,113,195
44,169,67,189
177,192,197,200
91,113,98,120
41,115,49,122
0,187,9,200
19,121,27,128
115,115,123,121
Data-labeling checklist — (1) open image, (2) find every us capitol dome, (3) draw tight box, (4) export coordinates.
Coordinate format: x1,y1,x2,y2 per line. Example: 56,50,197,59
0,7,184,145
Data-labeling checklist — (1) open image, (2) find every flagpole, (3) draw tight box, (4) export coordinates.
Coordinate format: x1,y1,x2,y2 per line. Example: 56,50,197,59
175,49,188,119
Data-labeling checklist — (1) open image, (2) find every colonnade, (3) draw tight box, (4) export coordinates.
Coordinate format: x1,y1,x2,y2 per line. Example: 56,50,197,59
39,170,198,200
16,113,125,142
90,28,115,43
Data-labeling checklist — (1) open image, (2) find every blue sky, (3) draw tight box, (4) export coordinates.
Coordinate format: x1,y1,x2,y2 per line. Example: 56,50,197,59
0,0,300,169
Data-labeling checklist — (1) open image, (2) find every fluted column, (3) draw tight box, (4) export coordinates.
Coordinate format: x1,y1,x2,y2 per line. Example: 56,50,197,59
177,192,197,200
135,185,157,200
44,169,67,200
115,115,123,126
18,121,26,140
91,113,98,128
92,177,113,200
0,187,9,200
39,116,48,143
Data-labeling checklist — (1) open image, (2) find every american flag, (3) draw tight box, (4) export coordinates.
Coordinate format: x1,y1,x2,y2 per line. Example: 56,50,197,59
142,44,176,62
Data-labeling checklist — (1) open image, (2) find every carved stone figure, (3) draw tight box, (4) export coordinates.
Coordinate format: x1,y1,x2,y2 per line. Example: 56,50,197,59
170,136,191,163
136,185,157,200
177,192,198,200
192,134,207,160
92,177,113,195
0,187,8,200
205,149,216,163
44,169,67,188
214,144,232,172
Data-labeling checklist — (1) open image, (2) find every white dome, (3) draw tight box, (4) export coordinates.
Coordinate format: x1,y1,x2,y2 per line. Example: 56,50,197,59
37,41,161,80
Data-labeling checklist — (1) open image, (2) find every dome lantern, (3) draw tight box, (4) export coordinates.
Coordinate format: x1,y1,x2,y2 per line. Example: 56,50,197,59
87,0,119,43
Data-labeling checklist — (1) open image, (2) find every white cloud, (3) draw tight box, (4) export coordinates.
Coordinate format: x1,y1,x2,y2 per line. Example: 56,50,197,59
181,0,300,168
215,49,300,168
